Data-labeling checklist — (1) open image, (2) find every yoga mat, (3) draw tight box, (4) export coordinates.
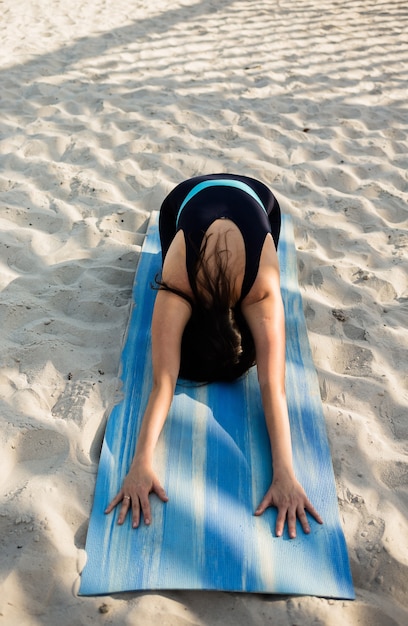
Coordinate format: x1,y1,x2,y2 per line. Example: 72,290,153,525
79,212,354,599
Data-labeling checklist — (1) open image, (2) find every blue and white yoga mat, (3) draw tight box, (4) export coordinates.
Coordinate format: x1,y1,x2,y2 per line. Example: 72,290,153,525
79,212,354,599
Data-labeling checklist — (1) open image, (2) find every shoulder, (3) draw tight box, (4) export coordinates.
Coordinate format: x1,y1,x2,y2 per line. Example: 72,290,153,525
239,238,285,357
152,289,192,355
161,230,193,298
150,289,192,384
241,234,281,307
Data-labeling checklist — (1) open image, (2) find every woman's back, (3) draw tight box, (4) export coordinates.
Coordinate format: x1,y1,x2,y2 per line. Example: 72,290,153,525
160,173,281,302
157,174,282,381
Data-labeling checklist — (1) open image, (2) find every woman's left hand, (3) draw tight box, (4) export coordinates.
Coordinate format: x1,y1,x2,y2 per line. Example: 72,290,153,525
254,471,323,538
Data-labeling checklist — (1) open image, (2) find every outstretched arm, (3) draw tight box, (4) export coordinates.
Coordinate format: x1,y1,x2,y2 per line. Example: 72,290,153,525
242,250,323,538
105,289,191,527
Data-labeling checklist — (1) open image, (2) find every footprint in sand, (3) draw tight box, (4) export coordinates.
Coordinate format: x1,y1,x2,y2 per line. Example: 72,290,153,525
15,428,69,465
379,461,408,493
330,343,373,377
2,428,70,494
352,271,397,304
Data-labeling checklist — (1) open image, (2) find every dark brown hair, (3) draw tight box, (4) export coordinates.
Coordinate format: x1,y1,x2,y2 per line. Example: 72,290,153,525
155,233,255,382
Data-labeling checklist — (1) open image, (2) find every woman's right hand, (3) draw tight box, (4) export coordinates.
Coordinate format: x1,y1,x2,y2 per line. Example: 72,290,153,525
104,460,168,528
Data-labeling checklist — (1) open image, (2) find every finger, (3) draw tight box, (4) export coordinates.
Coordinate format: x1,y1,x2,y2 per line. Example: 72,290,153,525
117,497,131,525
254,493,272,516
153,482,169,503
131,498,141,529
275,507,287,537
297,508,311,535
139,493,152,526
304,500,324,524
287,506,297,539
105,491,124,514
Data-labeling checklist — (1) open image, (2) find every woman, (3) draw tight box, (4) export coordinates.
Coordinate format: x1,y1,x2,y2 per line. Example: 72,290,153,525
105,173,323,539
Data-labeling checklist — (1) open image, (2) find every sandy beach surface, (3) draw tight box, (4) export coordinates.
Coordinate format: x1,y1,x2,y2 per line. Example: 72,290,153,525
1,0,407,624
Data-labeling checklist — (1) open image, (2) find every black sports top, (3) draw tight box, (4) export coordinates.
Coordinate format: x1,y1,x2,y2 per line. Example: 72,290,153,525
159,173,281,302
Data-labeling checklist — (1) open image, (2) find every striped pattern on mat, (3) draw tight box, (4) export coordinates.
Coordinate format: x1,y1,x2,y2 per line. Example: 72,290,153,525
79,211,354,599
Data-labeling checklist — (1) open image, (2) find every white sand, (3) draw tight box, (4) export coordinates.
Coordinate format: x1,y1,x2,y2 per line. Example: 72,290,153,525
1,0,407,623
